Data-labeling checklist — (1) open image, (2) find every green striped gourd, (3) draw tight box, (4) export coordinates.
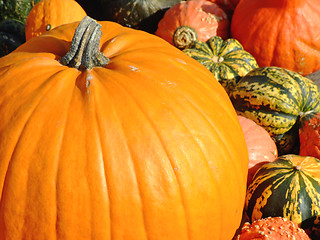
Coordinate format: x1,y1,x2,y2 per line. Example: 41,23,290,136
245,154,320,235
183,36,258,93
0,0,41,23
229,66,320,155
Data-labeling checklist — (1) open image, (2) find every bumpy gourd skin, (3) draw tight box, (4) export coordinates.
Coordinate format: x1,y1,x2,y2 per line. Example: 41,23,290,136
155,0,230,49
236,217,310,239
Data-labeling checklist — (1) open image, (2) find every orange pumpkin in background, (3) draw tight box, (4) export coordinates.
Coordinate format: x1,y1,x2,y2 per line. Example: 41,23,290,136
230,0,320,76
299,112,320,159
25,0,87,40
0,17,248,239
238,116,278,185
155,0,230,49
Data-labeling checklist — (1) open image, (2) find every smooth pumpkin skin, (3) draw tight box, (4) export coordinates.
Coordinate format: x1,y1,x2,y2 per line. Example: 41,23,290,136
0,20,248,239
238,116,278,186
25,0,87,40
230,0,320,76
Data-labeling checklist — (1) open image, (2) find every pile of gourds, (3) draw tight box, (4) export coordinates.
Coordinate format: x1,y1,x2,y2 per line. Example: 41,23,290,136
1,0,320,239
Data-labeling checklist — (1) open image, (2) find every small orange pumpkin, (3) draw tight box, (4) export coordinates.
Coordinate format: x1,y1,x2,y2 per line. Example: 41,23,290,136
155,0,230,49
25,0,87,40
235,217,310,239
299,112,320,159
0,17,248,239
238,115,278,186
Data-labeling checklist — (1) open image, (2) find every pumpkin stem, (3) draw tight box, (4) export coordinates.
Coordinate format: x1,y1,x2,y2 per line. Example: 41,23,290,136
60,16,109,70
173,26,198,49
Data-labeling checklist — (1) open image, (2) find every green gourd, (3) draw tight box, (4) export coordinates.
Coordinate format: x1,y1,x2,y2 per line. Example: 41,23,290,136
246,154,320,237
229,66,320,155
183,36,258,94
0,0,41,23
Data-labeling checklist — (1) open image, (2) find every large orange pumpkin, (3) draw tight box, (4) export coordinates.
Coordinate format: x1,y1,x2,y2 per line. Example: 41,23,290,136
0,17,248,239
230,0,320,76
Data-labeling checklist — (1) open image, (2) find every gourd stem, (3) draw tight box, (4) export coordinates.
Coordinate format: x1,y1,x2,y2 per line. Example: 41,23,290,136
212,56,224,63
60,16,109,70
173,26,198,50
295,165,302,171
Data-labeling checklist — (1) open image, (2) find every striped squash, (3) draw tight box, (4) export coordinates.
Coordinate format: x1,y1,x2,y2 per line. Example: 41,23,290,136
229,66,320,155
245,154,320,235
183,36,258,94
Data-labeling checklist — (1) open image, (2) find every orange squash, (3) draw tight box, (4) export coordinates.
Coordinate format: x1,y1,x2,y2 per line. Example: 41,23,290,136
235,217,311,240
25,0,87,40
299,112,320,159
230,0,320,76
0,17,248,239
155,0,230,49
238,116,278,186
